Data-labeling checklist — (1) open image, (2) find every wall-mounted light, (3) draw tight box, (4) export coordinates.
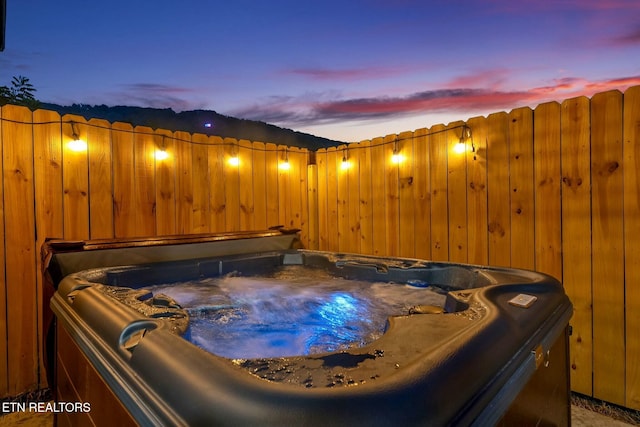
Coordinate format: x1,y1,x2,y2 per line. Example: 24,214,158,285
454,124,474,156
227,143,240,167
67,122,87,152
340,147,351,170
154,135,170,161
391,138,404,164
279,148,291,171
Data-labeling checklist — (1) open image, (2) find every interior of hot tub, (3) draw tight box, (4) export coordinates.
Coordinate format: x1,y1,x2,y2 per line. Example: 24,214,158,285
57,250,498,360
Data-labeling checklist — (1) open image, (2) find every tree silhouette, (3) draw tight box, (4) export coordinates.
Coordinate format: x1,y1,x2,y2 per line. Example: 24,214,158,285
0,75,40,109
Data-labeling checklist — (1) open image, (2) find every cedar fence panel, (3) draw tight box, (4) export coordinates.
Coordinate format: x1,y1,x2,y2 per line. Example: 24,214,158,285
0,106,310,397
561,96,593,396
591,90,625,403
624,85,640,410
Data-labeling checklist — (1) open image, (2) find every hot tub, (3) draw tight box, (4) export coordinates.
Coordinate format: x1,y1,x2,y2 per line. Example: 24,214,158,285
42,230,572,426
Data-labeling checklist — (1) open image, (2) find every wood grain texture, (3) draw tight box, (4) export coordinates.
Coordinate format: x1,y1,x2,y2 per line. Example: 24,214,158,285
561,96,593,396
155,129,177,235
466,116,488,265
486,112,511,267
62,115,90,240
398,131,415,258
358,141,373,255
623,85,640,410
133,126,156,236
2,105,38,393
87,118,114,239
208,136,226,233
447,122,468,263
533,102,562,280
591,90,625,405
508,108,534,270
191,134,210,233
112,122,136,237
412,128,431,260
429,125,448,261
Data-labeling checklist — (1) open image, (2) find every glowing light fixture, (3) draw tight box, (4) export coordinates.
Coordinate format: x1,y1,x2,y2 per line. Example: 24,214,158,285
279,148,291,170
340,148,351,170
455,124,475,158
391,138,404,164
453,141,467,154
68,122,87,152
154,135,170,161
154,149,169,161
228,143,240,167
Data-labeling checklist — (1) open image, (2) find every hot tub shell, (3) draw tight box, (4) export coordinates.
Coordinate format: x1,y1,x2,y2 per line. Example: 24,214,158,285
43,230,572,426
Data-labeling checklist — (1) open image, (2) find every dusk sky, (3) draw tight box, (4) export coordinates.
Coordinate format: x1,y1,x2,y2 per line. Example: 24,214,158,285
2,0,639,142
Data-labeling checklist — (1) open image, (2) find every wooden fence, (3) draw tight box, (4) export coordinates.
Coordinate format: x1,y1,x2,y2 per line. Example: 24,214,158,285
1,85,639,411
314,86,640,410
0,105,310,396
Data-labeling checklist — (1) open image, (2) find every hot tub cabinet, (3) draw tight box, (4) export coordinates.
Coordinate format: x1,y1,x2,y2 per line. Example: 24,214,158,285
42,230,572,427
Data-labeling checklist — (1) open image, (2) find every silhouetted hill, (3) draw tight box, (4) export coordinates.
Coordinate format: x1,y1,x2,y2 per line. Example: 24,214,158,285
41,103,345,150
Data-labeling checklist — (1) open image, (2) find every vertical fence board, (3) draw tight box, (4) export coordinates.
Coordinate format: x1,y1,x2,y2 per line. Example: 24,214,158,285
370,138,386,256
561,96,593,396
487,113,511,267
533,102,562,280
398,132,415,258
358,141,373,255
447,122,468,263
133,126,157,236
346,145,360,253
624,85,640,410
62,116,90,240
252,142,268,231
33,109,63,387
325,147,339,251
87,119,113,239
33,109,63,242
307,161,319,250
176,131,194,234
192,134,210,233
2,105,38,393
208,136,225,233
264,143,279,229
299,149,310,247
384,135,400,256
466,117,488,265
238,140,254,231
0,107,6,394
591,90,625,405
112,122,136,237
316,149,328,250
289,147,303,237
155,130,176,235
508,108,535,270
430,125,448,261
276,145,290,231
337,145,349,251
338,148,360,252
413,129,431,260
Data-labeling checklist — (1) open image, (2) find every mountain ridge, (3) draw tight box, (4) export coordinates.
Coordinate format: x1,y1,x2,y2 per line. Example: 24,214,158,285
41,103,345,150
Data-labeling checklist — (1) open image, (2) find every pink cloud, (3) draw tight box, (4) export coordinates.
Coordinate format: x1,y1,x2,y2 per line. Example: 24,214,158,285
233,74,640,127
283,66,414,81
610,26,640,45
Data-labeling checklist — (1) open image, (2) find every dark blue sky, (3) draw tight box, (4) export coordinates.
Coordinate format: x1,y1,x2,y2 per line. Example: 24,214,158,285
2,0,639,141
